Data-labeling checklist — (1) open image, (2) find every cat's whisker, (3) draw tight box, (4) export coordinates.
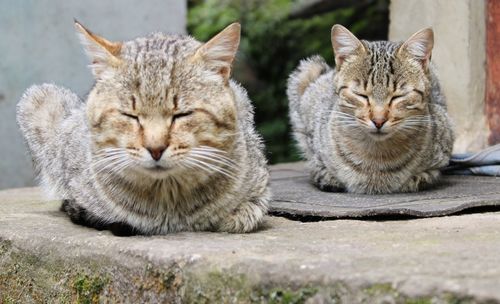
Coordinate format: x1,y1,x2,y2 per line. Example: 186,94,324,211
94,153,126,160
189,151,237,164
189,152,239,169
334,118,356,122
403,118,431,122
403,122,431,127
337,123,361,128
188,159,238,180
189,149,238,165
334,117,357,122
410,115,431,118
92,157,126,171
192,154,239,170
93,150,128,158
182,158,220,177
94,149,128,155
402,122,430,125
405,123,429,127
355,119,371,127
191,158,238,178
398,126,426,133
335,122,358,126
94,147,127,154
92,150,129,160
197,145,228,154
185,157,237,180
335,121,356,124
92,154,128,168
92,157,130,176
113,159,134,174
401,122,430,127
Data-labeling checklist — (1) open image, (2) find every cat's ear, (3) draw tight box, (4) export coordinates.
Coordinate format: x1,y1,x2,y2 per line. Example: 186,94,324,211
331,24,365,70
74,20,122,78
398,28,434,69
194,23,240,81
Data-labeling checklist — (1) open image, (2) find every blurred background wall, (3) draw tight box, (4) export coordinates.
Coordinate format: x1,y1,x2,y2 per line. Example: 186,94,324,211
1,0,495,190
390,0,488,154
0,0,186,189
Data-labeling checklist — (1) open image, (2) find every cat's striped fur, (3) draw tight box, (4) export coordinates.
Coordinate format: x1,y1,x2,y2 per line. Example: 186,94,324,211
288,25,454,194
17,22,269,235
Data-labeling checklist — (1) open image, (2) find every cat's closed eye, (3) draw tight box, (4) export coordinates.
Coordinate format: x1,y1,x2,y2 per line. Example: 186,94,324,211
121,112,139,121
341,90,368,108
172,111,193,121
353,91,368,101
389,94,406,105
390,92,422,109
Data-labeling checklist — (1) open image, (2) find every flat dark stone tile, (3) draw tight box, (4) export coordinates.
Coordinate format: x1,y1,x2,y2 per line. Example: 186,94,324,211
270,162,500,218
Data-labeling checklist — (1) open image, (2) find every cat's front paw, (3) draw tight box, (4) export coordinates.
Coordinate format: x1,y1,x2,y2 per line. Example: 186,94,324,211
213,198,268,233
311,167,345,192
400,170,441,192
316,182,345,192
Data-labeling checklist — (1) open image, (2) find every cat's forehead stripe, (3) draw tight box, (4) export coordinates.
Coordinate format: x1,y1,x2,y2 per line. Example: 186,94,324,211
124,36,190,109
362,41,404,93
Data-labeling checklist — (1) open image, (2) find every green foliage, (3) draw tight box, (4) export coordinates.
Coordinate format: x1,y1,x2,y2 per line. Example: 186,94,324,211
189,0,388,163
264,287,318,304
72,274,107,304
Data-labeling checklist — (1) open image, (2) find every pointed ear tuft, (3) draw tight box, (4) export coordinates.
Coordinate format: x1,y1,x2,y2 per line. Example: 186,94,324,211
398,27,434,69
194,23,241,80
331,24,365,70
74,20,122,78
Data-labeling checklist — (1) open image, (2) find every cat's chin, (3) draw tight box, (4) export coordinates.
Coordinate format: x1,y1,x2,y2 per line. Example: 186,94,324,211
136,165,176,179
367,131,392,141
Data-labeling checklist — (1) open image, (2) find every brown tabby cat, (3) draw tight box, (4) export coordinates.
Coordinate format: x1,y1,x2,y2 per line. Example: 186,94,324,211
288,25,454,194
17,22,270,235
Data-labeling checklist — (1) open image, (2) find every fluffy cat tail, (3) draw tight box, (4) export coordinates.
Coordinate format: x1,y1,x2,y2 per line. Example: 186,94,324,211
17,84,81,165
287,56,330,158
287,55,330,103
17,84,80,146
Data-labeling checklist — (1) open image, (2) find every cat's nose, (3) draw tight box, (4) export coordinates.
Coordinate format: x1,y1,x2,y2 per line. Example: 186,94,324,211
372,118,387,129
147,146,166,161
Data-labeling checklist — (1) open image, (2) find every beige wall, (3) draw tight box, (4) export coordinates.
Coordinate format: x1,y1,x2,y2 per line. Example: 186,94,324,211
390,0,487,153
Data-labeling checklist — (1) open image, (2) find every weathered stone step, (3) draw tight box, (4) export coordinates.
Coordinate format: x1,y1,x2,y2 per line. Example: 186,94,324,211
2,163,500,303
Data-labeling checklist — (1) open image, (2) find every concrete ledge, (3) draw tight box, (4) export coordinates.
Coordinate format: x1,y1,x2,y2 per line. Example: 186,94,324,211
2,179,500,302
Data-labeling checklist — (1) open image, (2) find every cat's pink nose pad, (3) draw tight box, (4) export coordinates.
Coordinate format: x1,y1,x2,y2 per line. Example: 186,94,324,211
372,118,387,129
147,146,166,161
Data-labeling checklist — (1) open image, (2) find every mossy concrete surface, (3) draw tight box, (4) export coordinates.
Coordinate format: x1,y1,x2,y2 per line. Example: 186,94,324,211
2,185,500,303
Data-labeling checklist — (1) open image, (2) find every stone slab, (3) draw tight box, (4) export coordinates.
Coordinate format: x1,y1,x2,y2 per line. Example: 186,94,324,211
2,186,500,302
270,162,500,219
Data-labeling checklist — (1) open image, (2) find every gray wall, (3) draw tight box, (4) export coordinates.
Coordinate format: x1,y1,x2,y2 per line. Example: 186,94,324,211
0,0,186,189
389,0,487,153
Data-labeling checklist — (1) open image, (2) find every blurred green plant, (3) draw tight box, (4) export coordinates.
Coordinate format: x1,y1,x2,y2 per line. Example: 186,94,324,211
188,0,388,163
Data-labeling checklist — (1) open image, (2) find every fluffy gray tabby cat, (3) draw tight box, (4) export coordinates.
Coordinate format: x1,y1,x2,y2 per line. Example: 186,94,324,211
288,25,454,194
17,22,269,235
